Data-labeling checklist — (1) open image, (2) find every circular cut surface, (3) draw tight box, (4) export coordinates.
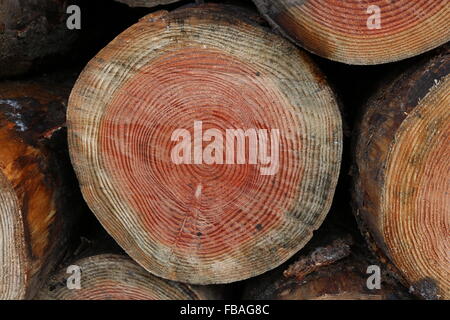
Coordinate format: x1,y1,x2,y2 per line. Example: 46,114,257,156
68,6,342,284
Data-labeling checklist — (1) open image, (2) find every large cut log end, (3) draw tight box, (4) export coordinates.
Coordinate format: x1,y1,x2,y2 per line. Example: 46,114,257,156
67,4,343,284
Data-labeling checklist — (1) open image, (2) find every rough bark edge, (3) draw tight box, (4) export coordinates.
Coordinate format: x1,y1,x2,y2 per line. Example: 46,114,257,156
352,46,449,299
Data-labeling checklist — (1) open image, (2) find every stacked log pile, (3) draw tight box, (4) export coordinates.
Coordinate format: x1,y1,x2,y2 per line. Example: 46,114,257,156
0,0,448,301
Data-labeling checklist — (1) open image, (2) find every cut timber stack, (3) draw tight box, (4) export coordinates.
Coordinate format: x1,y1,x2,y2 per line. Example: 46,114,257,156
253,0,450,65
243,235,411,300
0,77,79,299
38,254,220,300
0,0,77,78
67,4,343,284
353,48,449,299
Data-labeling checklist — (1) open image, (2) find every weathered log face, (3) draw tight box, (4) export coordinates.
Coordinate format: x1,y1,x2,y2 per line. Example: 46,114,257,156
253,0,450,65
37,254,220,300
0,0,77,78
67,4,342,284
354,49,449,299
0,78,77,299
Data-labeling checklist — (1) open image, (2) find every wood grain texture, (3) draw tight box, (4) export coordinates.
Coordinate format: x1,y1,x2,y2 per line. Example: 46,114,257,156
37,254,220,300
253,0,450,65
0,77,78,299
0,0,77,78
353,48,449,299
67,4,342,284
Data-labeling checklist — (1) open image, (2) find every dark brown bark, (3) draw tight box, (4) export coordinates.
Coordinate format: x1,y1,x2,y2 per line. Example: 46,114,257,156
243,232,411,300
0,0,77,78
